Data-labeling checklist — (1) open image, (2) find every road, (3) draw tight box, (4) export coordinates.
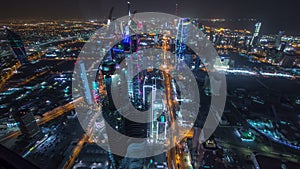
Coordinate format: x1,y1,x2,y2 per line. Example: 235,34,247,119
159,40,180,169
61,107,102,169
62,133,89,169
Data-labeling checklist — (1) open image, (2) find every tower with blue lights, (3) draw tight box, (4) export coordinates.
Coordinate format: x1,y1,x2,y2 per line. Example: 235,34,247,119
176,18,189,61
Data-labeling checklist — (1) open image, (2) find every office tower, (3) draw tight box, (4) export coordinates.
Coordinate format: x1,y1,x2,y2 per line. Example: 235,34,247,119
176,18,189,61
275,31,284,49
78,60,93,105
203,75,211,96
6,29,28,65
195,55,201,69
192,18,199,28
199,22,204,31
243,36,249,50
209,31,214,42
13,111,43,141
279,42,287,52
184,50,194,68
215,34,223,46
250,22,261,46
192,127,202,153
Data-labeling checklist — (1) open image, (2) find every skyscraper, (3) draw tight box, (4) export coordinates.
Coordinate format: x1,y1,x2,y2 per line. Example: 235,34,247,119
250,22,261,46
13,110,43,141
78,60,93,105
209,31,214,42
6,29,28,65
275,31,285,50
176,18,189,61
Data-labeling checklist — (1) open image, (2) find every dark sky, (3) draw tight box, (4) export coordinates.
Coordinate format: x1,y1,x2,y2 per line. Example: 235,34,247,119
1,0,299,35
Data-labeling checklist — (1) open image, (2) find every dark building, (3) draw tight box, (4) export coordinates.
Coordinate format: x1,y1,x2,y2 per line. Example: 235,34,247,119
215,34,223,45
194,55,201,69
280,54,299,68
252,154,300,169
275,30,285,49
198,22,204,31
243,36,249,50
72,143,110,169
13,111,43,141
6,29,28,65
184,53,193,68
209,31,214,42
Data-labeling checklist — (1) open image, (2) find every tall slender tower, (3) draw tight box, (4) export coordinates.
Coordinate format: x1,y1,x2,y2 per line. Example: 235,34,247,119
107,7,114,26
6,29,28,65
78,60,93,105
275,31,284,50
127,1,131,17
176,18,189,61
250,22,261,46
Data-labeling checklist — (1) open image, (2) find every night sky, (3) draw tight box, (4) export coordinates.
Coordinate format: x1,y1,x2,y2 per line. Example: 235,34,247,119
1,0,299,35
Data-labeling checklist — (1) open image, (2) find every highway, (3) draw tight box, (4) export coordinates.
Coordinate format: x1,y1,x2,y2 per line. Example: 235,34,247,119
61,107,102,169
62,133,89,169
159,38,180,169
10,69,49,89
159,36,195,169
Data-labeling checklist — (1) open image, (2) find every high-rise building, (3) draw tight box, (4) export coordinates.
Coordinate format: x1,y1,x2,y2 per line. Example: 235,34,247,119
215,34,223,46
209,31,214,42
198,22,203,31
184,51,194,68
13,111,43,141
243,36,249,50
6,29,28,65
176,18,190,61
275,31,284,49
78,60,93,105
250,22,261,46
195,55,201,69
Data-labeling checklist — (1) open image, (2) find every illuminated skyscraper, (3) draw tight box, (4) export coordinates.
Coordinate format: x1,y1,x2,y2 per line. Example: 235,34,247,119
243,36,249,50
176,18,189,61
78,60,93,105
6,29,28,65
250,22,261,46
